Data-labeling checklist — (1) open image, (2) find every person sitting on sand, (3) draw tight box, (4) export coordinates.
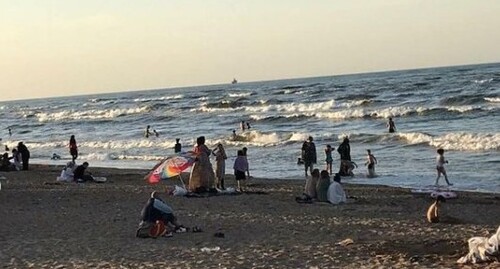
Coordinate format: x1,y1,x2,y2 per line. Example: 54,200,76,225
316,170,331,202
304,169,320,199
74,162,94,182
0,153,15,171
57,161,76,182
427,195,446,223
327,173,347,205
11,149,22,171
136,191,187,238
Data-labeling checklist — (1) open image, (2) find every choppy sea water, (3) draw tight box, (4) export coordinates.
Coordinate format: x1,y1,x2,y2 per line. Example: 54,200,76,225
1,63,499,193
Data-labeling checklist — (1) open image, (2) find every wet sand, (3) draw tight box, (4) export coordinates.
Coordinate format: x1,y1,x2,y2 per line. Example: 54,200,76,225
1,164,499,268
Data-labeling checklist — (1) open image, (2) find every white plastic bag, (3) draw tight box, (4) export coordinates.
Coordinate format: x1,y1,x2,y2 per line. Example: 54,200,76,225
172,185,188,196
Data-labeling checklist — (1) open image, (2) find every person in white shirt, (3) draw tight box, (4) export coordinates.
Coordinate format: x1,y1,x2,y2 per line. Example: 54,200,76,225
435,148,452,186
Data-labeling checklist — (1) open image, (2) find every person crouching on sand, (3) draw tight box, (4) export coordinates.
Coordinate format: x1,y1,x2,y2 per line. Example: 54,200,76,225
136,191,187,238
234,150,248,192
427,195,446,223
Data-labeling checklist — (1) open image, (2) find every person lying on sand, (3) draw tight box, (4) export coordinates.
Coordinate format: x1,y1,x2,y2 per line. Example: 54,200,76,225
136,191,187,238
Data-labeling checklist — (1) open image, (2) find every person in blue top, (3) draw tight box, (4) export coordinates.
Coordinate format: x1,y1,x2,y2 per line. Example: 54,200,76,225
325,144,334,175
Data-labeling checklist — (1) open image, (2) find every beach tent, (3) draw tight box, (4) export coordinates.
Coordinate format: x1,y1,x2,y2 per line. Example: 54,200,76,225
145,152,196,187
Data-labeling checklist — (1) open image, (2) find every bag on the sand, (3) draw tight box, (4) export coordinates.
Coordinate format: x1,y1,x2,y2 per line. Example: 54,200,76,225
136,220,167,238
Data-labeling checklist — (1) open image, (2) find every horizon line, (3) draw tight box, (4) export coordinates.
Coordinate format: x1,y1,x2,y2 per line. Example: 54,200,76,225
2,61,499,103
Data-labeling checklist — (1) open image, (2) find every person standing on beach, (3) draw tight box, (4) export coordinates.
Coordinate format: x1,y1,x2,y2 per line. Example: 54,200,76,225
365,149,377,178
234,150,249,192
188,136,215,192
337,137,351,176
242,147,251,178
17,142,30,170
325,144,334,175
387,117,396,133
301,136,317,178
69,135,78,162
213,143,227,190
240,121,246,132
435,148,452,186
174,138,182,153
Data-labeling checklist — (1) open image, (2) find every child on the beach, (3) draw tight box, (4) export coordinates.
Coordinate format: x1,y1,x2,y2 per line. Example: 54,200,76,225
325,145,334,175
234,150,249,192
365,149,377,178
435,148,452,186
316,170,331,202
426,195,446,223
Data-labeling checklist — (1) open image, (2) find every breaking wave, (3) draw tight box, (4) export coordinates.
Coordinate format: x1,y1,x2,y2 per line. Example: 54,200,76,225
397,132,500,151
32,106,151,122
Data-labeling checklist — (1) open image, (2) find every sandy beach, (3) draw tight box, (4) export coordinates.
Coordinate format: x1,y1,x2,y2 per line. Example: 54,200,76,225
0,164,499,268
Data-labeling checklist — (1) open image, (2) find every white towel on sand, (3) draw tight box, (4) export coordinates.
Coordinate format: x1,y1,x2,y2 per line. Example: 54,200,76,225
457,225,500,264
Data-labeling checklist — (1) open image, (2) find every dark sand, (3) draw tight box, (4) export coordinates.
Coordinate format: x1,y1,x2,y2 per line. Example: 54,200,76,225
1,164,499,268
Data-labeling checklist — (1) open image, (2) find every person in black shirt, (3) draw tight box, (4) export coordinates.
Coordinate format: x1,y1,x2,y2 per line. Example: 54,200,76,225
17,142,30,170
74,162,93,182
174,138,182,153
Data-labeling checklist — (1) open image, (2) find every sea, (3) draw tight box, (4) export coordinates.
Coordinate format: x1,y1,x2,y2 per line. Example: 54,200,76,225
1,63,499,193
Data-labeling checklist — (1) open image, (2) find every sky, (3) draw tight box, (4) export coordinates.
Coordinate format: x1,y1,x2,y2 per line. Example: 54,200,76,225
1,0,500,101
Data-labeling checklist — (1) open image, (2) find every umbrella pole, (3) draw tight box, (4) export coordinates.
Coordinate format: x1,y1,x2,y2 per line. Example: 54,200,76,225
178,173,186,189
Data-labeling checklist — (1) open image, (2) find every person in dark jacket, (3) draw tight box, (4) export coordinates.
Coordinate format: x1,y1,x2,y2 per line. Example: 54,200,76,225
17,142,30,170
337,137,351,176
74,162,93,182
301,136,317,178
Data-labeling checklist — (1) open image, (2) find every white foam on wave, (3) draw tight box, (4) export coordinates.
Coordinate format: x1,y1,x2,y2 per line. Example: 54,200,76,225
25,138,176,150
398,132,500,151
228,92,252,98
485,97,500,103
447,106,477,112
81,153,164,162
473,79,493,84
34,106,150,122
133,95,184,102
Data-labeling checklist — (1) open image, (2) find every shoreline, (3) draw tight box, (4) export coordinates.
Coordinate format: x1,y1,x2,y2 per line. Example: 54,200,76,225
1,165,499,268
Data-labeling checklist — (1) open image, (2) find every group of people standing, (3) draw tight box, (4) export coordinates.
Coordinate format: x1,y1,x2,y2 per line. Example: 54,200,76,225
300,136,377,178
187,136,250,193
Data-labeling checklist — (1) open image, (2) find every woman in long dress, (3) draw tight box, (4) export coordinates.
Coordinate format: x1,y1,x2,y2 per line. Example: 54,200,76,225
189,136,216,192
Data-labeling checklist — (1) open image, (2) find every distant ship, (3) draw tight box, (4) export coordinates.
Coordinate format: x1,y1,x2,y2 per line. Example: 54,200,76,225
231,78,238,84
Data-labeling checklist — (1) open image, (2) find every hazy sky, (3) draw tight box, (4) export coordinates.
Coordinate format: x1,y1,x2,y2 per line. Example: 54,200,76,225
1,0,499,101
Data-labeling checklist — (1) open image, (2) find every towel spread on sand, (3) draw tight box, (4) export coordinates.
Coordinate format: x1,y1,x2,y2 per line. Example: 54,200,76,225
457,225,500,264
